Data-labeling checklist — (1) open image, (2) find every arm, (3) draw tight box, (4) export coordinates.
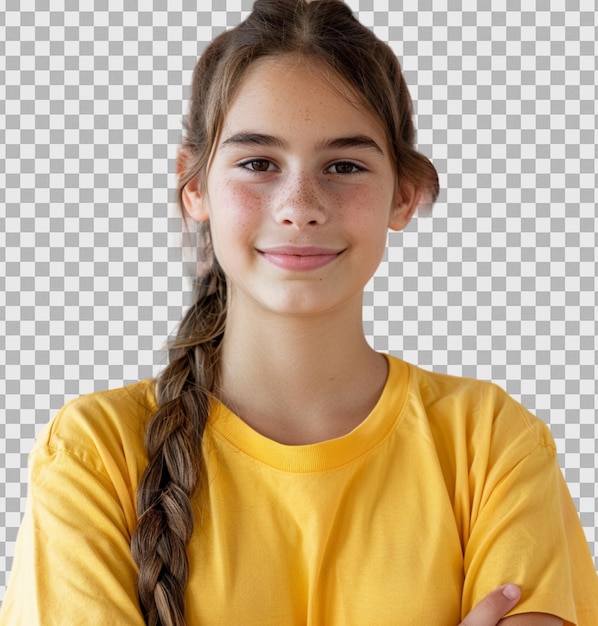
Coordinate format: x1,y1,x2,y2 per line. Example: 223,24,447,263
0,416,146,624
457,391,598,622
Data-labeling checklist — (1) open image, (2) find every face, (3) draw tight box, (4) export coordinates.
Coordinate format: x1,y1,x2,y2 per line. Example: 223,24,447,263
182,56,418,320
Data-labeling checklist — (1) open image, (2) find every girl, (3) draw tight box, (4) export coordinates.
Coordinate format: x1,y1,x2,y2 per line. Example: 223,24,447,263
1,0,597,624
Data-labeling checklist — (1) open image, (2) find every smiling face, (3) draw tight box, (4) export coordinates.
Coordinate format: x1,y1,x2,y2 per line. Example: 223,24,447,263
182,55,418,320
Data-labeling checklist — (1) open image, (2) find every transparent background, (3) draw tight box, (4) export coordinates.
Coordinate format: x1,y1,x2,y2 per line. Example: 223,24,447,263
1,0,597,599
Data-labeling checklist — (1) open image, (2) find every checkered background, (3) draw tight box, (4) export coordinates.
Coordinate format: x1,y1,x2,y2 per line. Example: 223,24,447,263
1,0,597,600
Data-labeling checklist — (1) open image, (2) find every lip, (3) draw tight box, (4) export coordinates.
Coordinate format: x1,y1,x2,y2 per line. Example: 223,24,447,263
258,246,343,271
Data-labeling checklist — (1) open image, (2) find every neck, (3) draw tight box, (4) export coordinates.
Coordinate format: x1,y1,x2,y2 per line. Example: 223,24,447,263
217,294,388,444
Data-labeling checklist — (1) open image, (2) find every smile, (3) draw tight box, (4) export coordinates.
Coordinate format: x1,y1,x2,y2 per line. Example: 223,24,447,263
258,246,343,271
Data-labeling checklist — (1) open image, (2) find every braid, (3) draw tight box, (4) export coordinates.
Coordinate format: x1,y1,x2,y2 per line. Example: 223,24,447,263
131,262,227,626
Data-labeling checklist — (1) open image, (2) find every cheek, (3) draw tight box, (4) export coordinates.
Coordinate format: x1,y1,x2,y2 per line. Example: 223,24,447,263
209,183,267,253
344,188,393,229
214,182,262,222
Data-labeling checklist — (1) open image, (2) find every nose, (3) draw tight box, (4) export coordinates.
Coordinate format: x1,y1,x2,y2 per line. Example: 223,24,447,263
274,172,327,229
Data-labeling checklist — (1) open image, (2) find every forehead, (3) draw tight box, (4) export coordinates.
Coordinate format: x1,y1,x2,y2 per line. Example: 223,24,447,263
219,55,386,141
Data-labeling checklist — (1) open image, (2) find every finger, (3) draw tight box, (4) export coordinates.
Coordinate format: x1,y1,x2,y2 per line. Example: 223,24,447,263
459,584,522,626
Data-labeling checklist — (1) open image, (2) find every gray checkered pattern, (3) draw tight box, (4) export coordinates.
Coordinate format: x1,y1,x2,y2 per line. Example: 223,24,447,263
1,1,597,599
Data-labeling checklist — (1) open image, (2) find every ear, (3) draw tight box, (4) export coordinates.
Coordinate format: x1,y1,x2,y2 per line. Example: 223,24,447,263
177,149,209,223
388,182,420,232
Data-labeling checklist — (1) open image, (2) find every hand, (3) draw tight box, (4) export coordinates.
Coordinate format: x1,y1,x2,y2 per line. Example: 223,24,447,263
458,584,521,625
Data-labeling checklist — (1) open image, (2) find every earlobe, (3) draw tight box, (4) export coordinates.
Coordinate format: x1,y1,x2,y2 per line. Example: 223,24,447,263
388,183,420,232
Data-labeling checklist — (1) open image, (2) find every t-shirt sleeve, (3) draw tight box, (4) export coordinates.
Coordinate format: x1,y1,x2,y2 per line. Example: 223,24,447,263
460,395,598,625
0,399,146,625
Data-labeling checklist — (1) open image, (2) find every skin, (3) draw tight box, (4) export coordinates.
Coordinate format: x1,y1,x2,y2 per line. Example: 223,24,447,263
181,56,563,626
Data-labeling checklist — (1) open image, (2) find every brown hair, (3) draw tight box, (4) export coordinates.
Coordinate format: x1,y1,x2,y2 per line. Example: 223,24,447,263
131,1,439,624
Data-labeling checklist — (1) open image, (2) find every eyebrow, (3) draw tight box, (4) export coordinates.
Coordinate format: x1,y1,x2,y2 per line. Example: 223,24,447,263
220,132,385,155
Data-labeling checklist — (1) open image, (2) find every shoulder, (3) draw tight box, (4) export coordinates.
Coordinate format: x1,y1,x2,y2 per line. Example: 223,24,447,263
403,358,520,417
387,355,556,461
33,380,156,479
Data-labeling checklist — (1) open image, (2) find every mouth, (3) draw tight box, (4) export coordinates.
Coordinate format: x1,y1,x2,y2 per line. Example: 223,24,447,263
257,246,343,271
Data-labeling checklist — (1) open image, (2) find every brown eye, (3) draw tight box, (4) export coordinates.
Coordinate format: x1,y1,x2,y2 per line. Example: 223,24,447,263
242,159,272,172
329,162,362,175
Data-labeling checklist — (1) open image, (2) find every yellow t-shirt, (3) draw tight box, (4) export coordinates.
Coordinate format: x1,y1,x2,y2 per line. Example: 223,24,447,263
1,355,597,625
